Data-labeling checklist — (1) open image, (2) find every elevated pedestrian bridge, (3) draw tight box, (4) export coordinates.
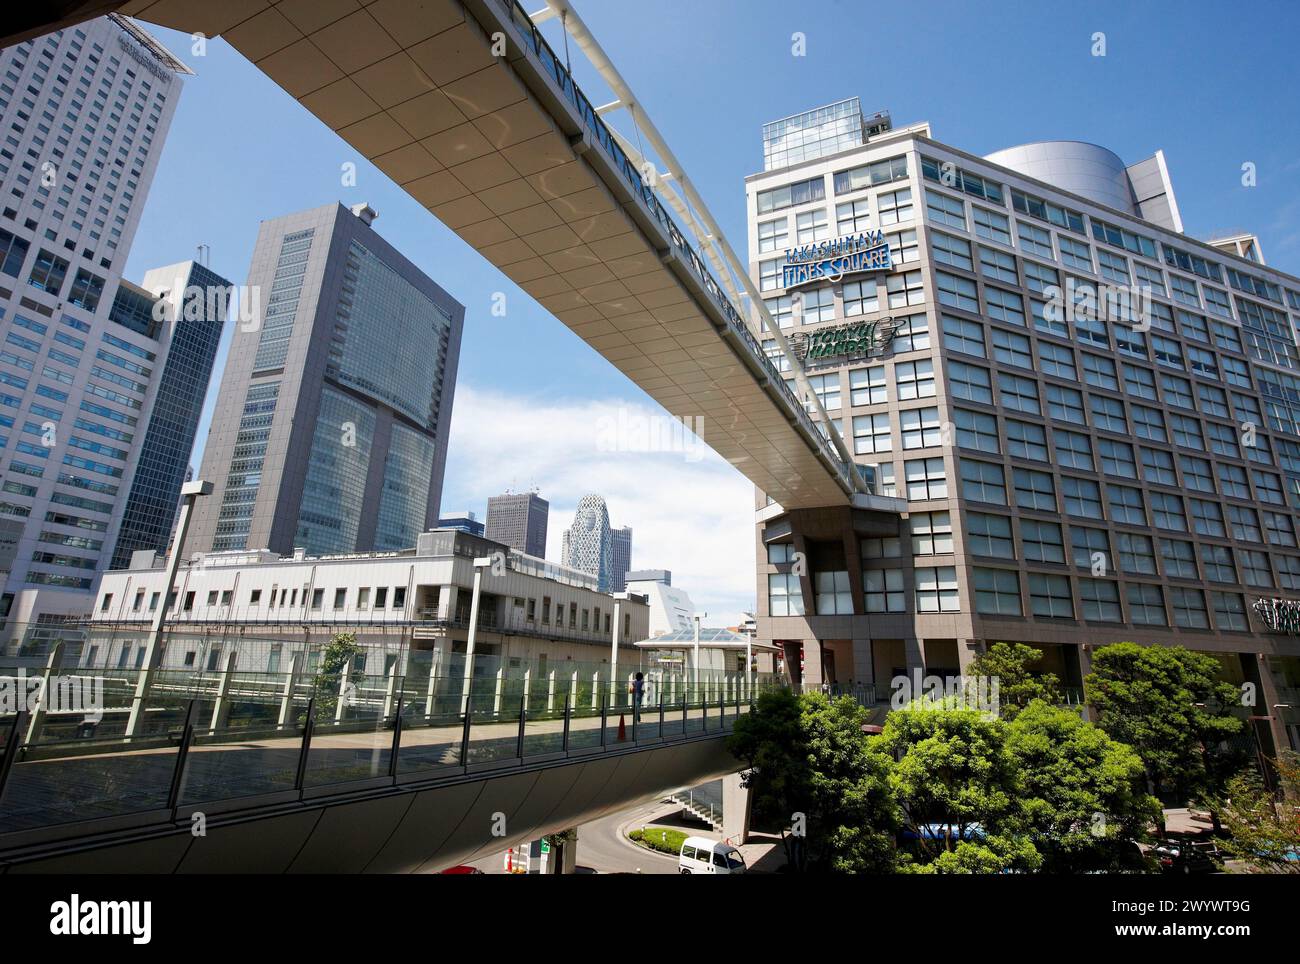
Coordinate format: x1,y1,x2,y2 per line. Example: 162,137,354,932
0,664,755,872
36,0,907,512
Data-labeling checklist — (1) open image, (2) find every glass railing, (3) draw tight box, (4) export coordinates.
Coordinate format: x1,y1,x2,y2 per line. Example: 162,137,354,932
495,0,852,489
0,660,774,841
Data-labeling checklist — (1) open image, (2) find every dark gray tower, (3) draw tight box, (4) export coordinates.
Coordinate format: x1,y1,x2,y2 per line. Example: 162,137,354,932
485,490,548,557
188,202,464,555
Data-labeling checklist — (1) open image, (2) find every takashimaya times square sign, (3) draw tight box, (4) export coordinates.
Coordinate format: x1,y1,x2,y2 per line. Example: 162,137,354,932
782,230,891,288
783,231,897,364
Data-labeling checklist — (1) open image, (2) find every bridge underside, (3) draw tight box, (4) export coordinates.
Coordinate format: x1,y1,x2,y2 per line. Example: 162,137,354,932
88,0,852,508
1,736,738,873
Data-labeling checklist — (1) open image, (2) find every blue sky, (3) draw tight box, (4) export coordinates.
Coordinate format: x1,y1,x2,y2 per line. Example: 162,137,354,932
120,1,1300,623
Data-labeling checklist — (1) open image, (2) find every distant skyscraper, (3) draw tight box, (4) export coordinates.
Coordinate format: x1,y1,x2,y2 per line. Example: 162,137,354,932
437,510,483,537
485,490,547,557
560,495,631,592
187,202,464,556
562,494,611,591
609,525,632,592
0,16,191,623
109,260,230,569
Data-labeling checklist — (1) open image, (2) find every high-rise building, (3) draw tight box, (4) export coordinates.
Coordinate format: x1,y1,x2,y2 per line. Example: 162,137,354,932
562,494,611,592
561,495,632,593
748,98,1300,755
436,509,483,537
609,525,632,592
0,16,192,624
484,490,547,557
108,260,229,569
187,202,464,557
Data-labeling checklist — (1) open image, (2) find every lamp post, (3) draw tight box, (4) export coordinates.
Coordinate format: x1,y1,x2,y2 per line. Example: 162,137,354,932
125,479,212,738
610,594,622,708
459,556,493,715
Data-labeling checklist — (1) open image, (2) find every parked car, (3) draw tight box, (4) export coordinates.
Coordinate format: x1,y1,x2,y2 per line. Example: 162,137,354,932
1152,838,1222,874
439,865,484,875
678,836,746,874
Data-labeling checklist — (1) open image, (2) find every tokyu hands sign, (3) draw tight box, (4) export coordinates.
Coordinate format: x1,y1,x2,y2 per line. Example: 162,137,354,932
783,231,891,288
791,316,900,363
1254,597,1300,634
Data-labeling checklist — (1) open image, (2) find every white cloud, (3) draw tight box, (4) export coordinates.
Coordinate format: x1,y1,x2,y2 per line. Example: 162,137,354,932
441,384,757,626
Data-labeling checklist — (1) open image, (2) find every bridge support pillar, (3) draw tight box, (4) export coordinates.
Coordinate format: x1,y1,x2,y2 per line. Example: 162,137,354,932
779,642,801,691
334,656,353,723
801,640,824,693
208,649,238,733
721,770,752,845
851,638,874,690
24,641,64,746
277,653,306,730
1244,653,1286,765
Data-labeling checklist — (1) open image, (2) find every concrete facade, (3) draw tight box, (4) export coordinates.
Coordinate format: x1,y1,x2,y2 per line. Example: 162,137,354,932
747,103,1300,757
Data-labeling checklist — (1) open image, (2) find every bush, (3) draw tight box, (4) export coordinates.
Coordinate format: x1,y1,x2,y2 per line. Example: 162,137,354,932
628,827,689,856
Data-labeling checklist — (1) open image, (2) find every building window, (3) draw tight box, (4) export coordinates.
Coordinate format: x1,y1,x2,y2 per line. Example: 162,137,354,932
814,571,852,615
864,568,905,612
1014,468,1056,512
915,566,959,612
853,413,891,454
768,572,804,616
955,408,999,453
1127,583,1167,626
973,567,1021,616
911,511,953,555
899,406,941,449
1029,574,1073,619
849,366,886,405
904,457,947,501
961,459,1005,505
1170,587,1209,629
1211,592,1248,631
1160,539,1197,579
895,359,935,400
1021,519,1065,563
1079,579,1121,621
967,512,1014,559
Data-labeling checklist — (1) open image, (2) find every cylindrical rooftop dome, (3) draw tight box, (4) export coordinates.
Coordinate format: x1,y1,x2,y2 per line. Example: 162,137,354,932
984,141,1135,214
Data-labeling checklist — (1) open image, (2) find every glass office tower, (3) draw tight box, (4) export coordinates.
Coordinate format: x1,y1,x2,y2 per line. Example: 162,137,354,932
108,259,230,569
187,202,464,557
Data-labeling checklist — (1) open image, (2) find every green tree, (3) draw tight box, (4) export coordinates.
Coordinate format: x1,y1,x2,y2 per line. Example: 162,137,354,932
968,642,1060,719
1006,700,1161,872
728,689,897,872
881,700,1037,873
1086,643,1245,827
1216,751,1300,874
310,632,364,721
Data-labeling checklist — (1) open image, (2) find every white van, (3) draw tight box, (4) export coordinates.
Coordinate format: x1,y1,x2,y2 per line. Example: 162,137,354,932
678,836,746,875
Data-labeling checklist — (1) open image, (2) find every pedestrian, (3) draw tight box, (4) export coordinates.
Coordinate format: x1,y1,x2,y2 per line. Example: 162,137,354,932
632,671,645,708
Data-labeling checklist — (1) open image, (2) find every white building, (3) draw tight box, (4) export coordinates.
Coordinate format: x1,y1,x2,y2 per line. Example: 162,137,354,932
625,569,696,637
86,528,650,685
0,16,194,626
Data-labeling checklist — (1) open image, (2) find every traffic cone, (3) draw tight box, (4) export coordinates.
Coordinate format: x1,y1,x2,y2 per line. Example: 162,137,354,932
617,713,627,742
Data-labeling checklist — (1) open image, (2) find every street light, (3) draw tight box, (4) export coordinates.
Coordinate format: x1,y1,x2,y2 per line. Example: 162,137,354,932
459,556,494,715
125,478,212,738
